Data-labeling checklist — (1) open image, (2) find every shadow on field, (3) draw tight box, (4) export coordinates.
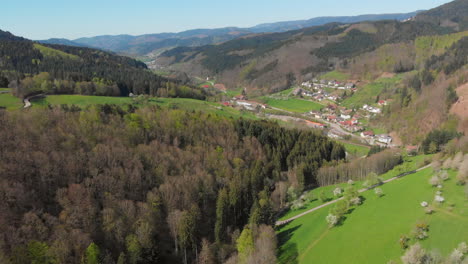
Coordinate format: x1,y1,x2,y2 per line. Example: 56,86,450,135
277,224,301,264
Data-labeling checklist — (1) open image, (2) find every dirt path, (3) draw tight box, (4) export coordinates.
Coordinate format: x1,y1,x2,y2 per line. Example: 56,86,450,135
275,164,431,226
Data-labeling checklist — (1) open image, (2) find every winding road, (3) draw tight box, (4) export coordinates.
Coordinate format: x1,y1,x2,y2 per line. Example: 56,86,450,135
275,164,431,226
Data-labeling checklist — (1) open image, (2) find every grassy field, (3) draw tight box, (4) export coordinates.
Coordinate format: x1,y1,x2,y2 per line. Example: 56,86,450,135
0,90,22,110
277,154,430,221
277,161,466,263
33,44,79,60
262,98,324,113
320,71,350,81
30,95,258,119
340,142,370,157
341,75,402,108
415,31,468,65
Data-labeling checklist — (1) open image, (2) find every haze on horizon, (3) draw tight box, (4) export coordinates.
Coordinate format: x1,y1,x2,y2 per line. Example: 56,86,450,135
2,0,453,40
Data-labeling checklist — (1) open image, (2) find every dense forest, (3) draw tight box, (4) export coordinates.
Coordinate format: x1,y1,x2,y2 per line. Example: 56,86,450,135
0,30,206,99
0,105,345,264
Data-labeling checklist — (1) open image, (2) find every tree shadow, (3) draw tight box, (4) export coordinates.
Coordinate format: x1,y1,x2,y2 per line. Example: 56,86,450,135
277,224,301,264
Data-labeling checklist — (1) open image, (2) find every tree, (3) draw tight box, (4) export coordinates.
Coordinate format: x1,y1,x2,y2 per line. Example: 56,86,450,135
167,210,183,254
198,239,215,264
83,243,100,264
401,243,431,264
215,188,229,243
126,234,142,264
250,225,277,264
326,214,338,228
236,226,254,263
374,188,384,197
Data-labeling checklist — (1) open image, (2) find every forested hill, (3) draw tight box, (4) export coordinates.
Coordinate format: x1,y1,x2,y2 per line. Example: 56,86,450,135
0,30,206,99
39,11,420,56
415,0,468,31
0,106,346,263
156,19,452,93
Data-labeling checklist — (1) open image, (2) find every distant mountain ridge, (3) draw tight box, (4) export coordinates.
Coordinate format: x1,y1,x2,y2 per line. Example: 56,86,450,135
38,11,421,56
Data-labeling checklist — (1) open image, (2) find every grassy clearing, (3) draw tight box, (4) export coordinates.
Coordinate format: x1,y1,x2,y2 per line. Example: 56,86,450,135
0,88,11,91
415,31,468,65
341,75,403,108
320,71,350,81
0,93,22,110
278,154,431,221
33,44,79,60
277,157,466,264
340,141,370,157
30,95,258,119
277,168,467,264
262,98,324,113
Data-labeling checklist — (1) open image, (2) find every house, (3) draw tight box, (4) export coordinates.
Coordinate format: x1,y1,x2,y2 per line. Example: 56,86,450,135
222,102,231,107
233,95,246,101
341,114,351,120
310,111,322,119
351,118,359,125
378,100,387,106
345,83,355,89
306,120,326,129
327,115,337,122
376,134,392,144
292,88,303,96
360,131,375,138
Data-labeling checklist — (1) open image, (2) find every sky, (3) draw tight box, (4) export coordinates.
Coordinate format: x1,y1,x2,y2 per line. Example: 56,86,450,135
1,0,453,40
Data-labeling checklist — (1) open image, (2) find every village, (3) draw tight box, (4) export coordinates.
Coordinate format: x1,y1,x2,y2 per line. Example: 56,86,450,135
222,77,395,148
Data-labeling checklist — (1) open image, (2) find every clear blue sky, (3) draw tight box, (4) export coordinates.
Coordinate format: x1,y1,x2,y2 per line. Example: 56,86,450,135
1,0,452,40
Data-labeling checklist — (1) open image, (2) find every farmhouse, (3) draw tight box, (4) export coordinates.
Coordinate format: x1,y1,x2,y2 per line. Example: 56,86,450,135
360,131,375,138
376,134,393,144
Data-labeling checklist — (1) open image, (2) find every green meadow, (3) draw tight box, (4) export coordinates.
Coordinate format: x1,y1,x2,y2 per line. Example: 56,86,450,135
277,163,466,264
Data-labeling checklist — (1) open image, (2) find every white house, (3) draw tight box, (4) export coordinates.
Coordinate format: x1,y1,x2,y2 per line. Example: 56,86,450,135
377,134,392,144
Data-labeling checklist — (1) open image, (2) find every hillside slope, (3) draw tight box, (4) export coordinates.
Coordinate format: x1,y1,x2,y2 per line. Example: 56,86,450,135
0,30,204,99
39,12,420,56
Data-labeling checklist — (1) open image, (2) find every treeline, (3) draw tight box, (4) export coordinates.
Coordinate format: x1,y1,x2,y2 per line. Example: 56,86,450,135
316,149,403,186
0,105,344,264
0,30,206,99
421,129,461,154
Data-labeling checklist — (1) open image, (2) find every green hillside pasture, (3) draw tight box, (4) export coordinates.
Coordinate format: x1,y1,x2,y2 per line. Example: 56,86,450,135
341,142,370,157
278,154,431,221
277,168,467,264
415,31,468,65
341,75,403,108
263,98,324,113
320,71,350,81
31,95,257,119
0,92,22,110
33,44,80,60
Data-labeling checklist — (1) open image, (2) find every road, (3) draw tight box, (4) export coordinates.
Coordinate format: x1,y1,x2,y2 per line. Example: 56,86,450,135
275,164,431,226
266,105,365,142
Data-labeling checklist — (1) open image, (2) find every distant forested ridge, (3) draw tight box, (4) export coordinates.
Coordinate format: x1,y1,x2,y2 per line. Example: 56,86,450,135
0,106,345,263
0,30,206,99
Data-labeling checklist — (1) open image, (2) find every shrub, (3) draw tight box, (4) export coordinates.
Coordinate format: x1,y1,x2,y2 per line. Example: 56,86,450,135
412,222,429,240
318,191,328,203
420,201,428,207
326,214,338,228
439,171,449,181
333,187,343,197
457,242,468,254
425,207,434,214
434,195,445,203
399,235,410,249
448,249,463,264
374,188,384,197
429,176,441,187
350,197,362,206
401,243,428,264
347,179,354,185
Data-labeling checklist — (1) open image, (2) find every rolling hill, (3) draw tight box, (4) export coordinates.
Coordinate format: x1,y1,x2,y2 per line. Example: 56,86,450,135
0,29,205,99
38,11,420,57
